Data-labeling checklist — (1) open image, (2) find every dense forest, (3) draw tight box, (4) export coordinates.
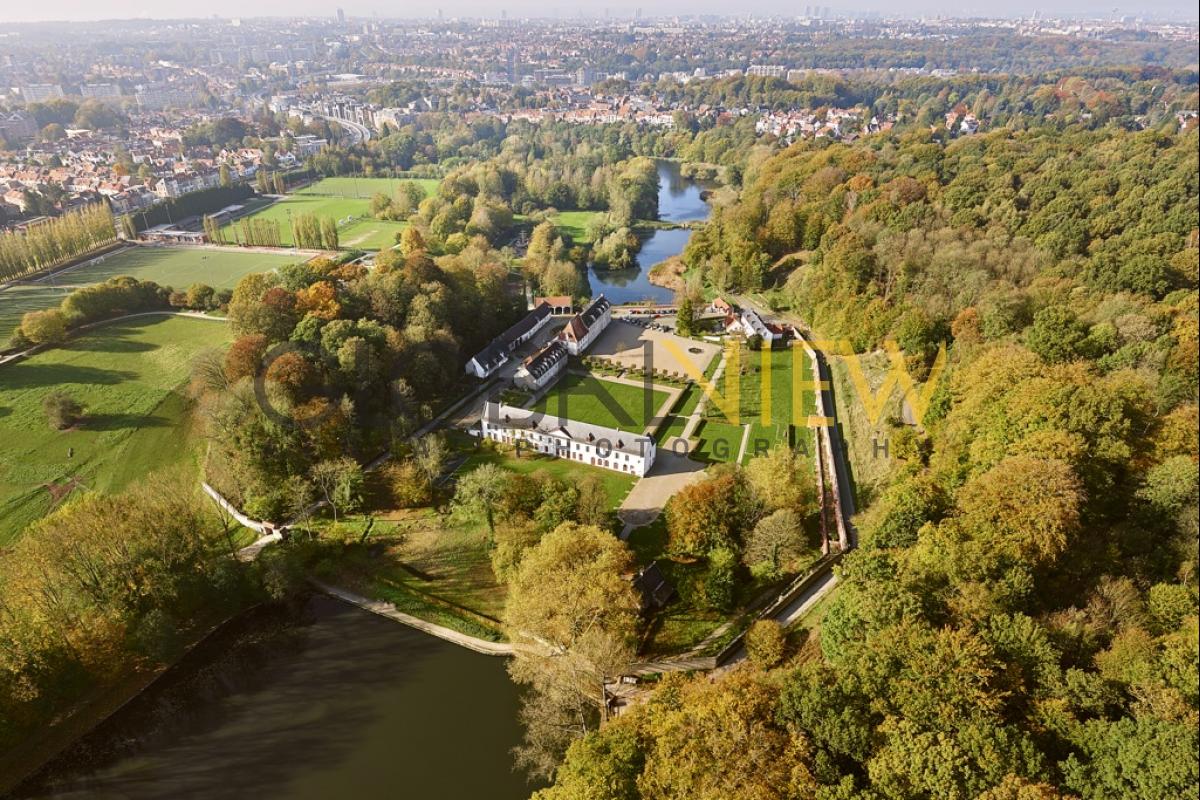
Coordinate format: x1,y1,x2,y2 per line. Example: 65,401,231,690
536,122,1199,797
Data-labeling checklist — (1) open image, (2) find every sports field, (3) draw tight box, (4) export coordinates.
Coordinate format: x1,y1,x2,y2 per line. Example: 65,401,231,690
530,373,669,434
223,177,439,249
296,176,440,200
0,314,233,543
0,247,297,339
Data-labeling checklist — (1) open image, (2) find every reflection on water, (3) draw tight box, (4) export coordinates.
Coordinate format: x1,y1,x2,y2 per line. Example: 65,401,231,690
587,160,712,305
19,596,531,800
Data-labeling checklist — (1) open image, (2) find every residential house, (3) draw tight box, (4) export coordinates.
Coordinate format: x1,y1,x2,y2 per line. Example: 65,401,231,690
725,307,790,348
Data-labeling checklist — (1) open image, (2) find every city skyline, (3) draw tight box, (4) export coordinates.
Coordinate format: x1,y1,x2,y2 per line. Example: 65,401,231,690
1,2,1197,23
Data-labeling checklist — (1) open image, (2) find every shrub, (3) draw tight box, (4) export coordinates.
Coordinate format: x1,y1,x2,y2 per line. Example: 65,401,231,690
745,619,787,669
703,546,738,612
43,391,83,430
20,309,68,345
382,461,432,508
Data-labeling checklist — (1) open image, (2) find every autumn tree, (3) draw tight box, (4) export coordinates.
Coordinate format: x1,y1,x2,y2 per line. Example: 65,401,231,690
663,468,752,556
505,523,640,778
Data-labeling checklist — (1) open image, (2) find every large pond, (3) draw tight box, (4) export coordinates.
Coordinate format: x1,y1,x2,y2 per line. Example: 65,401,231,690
17,595,533,800
587,159,712,305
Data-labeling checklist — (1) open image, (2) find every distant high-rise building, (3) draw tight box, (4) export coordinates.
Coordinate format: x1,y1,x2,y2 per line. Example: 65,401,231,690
336,7,345,24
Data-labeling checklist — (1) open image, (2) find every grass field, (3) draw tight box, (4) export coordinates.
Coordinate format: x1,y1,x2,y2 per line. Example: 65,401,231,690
828,351,901,510
295,177,440,200
692,420,746,464
459,448,637,510
0,315,232,543
0,284,74,341
692,345,816,463
0,247,297,338
530,373,669,434
548,210,602,243
223,177,439,250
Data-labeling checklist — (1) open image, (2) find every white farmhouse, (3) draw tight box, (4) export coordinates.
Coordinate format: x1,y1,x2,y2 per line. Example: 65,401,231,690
465,304,553,378
558,294,612,355
514,341,568,392
724,307,782,347
480,401,656,477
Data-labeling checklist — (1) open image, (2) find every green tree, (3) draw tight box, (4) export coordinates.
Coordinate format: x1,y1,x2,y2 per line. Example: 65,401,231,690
453,463,509,539
42,390,83,430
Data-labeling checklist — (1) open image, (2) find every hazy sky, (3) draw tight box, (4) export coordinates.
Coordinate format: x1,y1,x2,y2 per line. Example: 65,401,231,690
0,0,1196,23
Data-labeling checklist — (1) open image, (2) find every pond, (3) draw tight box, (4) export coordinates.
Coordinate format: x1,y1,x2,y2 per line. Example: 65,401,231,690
17,595,533,800
587,159,712,305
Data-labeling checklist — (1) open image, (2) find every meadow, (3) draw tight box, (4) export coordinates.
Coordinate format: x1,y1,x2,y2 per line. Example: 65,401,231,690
0,247,297,338
0,315,232,543
223,177,440,250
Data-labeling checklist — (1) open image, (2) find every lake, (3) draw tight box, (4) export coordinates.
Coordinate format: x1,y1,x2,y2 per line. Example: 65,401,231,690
16,595,533,800
587,159,712,305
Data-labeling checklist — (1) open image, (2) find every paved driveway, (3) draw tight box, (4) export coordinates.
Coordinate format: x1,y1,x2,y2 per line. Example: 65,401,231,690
590,319,720,378
618,448,707,533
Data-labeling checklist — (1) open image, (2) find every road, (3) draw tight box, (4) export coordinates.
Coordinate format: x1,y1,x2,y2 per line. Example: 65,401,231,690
318,113,372,144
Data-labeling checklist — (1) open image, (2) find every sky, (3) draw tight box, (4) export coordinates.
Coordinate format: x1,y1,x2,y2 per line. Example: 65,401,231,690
0,0,1196,23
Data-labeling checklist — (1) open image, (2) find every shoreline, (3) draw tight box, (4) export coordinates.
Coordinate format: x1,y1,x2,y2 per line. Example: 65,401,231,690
0,602,264,796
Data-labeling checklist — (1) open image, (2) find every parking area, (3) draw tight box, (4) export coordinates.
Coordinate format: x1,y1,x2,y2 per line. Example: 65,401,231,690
588,319,721,378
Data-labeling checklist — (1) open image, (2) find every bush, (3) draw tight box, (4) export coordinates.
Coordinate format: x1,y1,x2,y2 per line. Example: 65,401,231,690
382,461,432,508
43,390,83,430
703,547,738,611
745,619,787,669
20,308,68,344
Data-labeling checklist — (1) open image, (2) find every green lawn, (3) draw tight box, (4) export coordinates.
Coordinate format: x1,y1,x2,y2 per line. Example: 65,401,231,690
692,420,746,464
221,177,439,250
459,448,636,510
0,315,232,543
296,176,440,200
549,210,602,243
0,248,296,339
530,373,669,434
0,283,74,342
729,345,815,427
694,345,815,462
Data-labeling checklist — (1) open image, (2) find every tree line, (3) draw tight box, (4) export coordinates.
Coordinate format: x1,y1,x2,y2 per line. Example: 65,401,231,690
0,203,115,282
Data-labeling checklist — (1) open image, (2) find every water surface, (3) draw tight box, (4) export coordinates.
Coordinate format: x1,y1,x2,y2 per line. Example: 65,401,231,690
587,160,712,305
20,596,531,800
